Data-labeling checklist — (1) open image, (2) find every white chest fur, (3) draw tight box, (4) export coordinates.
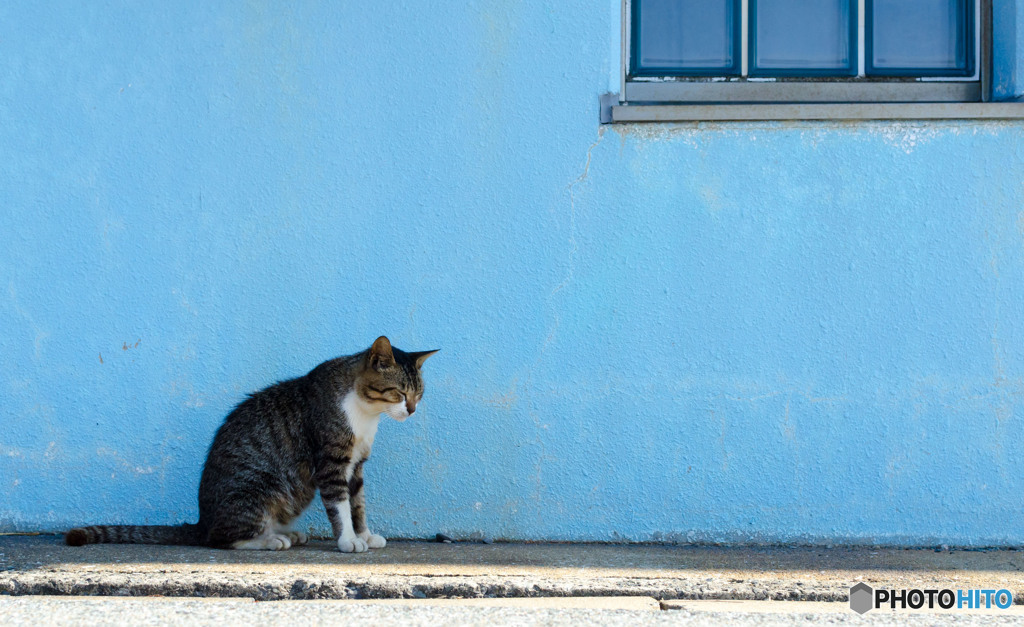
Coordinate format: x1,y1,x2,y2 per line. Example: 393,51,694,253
340,390,380,479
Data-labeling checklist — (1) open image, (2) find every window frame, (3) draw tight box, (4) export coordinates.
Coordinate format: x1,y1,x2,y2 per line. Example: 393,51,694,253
607,0,1024,121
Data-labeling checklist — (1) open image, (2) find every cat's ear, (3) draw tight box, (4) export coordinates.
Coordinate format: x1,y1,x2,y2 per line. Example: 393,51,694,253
411,349,439,370
369,336,396,371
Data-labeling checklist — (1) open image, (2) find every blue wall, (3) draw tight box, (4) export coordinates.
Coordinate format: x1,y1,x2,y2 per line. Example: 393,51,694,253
2,1,1023,546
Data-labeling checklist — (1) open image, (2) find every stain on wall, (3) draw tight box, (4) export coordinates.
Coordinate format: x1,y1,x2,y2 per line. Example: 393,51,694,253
1,2,1023,545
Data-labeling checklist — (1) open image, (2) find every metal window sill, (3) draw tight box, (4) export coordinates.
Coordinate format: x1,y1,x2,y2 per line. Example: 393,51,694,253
609,102,1024,122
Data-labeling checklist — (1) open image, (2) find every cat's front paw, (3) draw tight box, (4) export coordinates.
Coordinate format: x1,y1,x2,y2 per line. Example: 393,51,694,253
337,535,369,553
359,531,387,549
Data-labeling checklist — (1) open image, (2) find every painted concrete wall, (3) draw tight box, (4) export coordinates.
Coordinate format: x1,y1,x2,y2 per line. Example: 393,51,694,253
2,2,1023,545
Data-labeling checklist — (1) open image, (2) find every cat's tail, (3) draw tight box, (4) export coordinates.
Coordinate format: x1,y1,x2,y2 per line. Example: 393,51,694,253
65,523,203,547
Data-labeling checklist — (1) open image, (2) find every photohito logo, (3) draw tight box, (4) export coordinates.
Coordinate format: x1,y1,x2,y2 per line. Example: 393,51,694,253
849,583,1013,614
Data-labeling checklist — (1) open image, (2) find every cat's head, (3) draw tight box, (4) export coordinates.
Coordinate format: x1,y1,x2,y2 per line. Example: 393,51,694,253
358,336,438,421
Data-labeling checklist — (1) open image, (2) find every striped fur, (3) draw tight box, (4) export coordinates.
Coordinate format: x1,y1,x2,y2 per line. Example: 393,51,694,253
64,524,201,546
65,336,437,551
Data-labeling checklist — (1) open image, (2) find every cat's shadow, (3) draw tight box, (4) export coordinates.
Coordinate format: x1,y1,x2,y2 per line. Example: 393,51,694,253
9,536,1018,573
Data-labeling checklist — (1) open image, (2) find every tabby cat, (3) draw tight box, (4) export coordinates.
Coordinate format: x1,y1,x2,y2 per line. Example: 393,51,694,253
66,336,437,552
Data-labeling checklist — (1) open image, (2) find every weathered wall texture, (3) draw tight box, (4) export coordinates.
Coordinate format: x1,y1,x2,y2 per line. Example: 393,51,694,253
2,2,1023,545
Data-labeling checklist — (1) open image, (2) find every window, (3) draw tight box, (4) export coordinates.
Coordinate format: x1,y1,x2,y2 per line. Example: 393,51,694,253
609,0,1024,121
866,0,973,77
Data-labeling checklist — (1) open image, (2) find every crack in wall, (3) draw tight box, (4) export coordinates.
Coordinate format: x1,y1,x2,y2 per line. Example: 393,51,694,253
551,127,605,297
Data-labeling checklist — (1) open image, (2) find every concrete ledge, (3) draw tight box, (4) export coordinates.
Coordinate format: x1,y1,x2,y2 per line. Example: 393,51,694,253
611,102,1024,122
1,536,1022,603
662,600,1024,615
282,597,661,610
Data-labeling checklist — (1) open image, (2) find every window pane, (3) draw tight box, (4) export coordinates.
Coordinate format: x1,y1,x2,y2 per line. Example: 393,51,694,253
635,0,737,73
868,0,970,74
752,0,854,74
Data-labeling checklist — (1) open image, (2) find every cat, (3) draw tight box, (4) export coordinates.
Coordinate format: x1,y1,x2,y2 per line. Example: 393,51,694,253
65,336,437,552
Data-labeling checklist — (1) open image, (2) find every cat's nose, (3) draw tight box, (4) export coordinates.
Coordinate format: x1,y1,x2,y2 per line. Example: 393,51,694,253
406,399,417,415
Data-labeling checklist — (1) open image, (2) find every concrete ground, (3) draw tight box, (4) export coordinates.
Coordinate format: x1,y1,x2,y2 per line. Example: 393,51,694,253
2,597,1024,626
2,535,1024,623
